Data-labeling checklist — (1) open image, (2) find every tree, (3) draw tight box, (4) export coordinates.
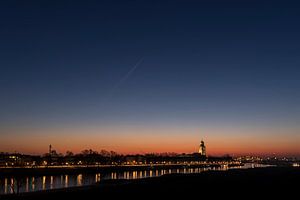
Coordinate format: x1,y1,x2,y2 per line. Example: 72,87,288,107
66,151,74,157
100,150,110,157
110,151,118,157
81,149,90,156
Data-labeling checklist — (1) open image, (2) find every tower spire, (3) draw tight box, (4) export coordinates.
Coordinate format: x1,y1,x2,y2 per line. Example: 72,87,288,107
198,139,206,156
49,144,52,155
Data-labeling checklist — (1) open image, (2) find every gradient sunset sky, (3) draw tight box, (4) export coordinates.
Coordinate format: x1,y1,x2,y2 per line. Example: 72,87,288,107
0,0,300,156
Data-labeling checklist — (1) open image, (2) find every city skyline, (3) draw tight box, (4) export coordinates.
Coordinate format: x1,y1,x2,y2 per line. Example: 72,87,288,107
1,0,300,157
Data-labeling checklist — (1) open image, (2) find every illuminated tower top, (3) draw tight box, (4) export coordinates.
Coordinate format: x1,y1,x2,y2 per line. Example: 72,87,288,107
198,140,206,156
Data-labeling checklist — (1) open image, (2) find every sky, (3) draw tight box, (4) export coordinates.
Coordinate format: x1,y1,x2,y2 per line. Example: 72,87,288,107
0,0,300,156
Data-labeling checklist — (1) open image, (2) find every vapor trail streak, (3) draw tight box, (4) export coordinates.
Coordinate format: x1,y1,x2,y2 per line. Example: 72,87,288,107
108,58,144,97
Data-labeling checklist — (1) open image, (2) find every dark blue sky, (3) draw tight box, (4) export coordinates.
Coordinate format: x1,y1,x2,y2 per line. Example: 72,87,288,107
0,0,300,154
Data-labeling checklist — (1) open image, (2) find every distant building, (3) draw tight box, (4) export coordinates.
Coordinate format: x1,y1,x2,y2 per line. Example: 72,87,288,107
198,140,206,156
48,144,58,157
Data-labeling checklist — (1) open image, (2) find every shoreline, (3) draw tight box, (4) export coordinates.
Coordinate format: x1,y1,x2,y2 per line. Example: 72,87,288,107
0,163,241,177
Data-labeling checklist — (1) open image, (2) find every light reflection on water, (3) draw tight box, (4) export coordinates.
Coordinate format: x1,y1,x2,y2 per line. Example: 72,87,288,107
50,176,53,189
42,176,46,190
95,173,100,182
0,163,270,195
77,174,82,186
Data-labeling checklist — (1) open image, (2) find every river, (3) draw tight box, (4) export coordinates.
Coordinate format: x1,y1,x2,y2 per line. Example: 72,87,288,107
0,163,271,195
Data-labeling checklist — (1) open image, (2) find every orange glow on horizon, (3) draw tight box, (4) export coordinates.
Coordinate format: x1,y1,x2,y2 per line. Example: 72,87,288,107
1,125,299,157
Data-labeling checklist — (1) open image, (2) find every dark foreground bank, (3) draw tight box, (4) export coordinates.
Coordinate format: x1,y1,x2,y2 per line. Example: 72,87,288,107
2,167,300,199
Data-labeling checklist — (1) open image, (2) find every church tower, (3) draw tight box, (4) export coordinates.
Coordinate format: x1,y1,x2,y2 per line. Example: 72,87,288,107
49,144,52,155
198,140,206,156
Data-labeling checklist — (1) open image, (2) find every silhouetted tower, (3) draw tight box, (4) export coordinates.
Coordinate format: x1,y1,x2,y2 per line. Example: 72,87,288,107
198,140,206,156
49,144,52,155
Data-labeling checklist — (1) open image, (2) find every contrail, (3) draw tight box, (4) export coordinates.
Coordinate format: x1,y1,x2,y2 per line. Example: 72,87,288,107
117,57,144,86
108,57,144,97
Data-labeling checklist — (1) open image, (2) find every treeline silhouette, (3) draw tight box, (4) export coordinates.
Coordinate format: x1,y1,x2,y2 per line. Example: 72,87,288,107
0,150,230,167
